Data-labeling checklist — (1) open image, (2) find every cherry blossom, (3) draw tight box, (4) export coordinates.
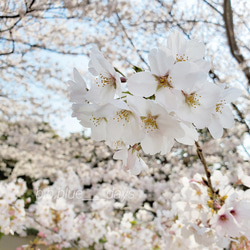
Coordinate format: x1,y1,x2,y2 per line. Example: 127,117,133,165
86,46,122,104
207,85,242,138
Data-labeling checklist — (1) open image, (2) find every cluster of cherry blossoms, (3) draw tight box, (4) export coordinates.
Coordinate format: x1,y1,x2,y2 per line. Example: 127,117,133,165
1,166,250,250
68,31,242,175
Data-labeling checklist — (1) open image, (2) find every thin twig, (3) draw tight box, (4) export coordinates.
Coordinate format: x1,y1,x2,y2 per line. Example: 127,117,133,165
195,141,215,195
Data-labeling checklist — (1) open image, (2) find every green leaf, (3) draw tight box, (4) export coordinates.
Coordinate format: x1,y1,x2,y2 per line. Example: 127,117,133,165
132,65,143,72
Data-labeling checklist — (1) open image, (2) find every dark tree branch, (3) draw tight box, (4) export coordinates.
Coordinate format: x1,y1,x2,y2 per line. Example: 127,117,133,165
223,0,250,86
203,0,223,16
0,31,15,56
195,141,215,195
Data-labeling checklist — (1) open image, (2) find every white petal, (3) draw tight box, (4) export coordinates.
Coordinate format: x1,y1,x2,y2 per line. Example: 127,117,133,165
176,122,198,145
157,115,185,138
113,148,128,165
155,88,180,112
89,46,115,76
127,72,157,97
141,132,163,155
186,39,205,61
86,82,116,104
91,119,107,141
160,137,175,155
219,105,235,129
149,48,174,76
171,62,205,91
68,68,88,103
208,116,224,139
167,30,187,56
198,83,220,108
223,87,242,103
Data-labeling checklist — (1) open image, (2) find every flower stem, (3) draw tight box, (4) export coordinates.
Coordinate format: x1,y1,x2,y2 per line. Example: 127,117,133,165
195,141,215,195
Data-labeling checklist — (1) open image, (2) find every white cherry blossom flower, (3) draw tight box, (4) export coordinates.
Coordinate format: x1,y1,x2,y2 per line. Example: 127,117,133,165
127,96,185,155
168,62,220,128
207,85,242,138
127,48,180,111
165,30,210,72
86,46,122,104
105,99,143,146
72,103,108,141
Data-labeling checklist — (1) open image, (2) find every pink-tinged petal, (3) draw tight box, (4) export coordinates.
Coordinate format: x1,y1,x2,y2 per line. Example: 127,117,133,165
127,72,157,97
208,115,224,139
149,48,174,76
212,206,241,238
219,105,235,129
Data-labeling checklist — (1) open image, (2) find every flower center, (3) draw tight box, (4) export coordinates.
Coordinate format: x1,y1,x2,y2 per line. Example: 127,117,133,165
113,110,132,126
97,73,116,88
230,209,236,216
141,114,159,133
175,53,189,63
219,214,228,222
155,74,173,90
182,91,201,108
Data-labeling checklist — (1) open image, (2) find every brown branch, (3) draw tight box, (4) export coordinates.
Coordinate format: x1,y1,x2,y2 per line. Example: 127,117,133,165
195,141,215,195
223,0,250,86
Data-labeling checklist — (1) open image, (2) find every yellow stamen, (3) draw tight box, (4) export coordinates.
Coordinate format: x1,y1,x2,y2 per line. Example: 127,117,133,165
182,91,201,108
141,114,159,133
97,73,116,88
215,100,226,114
155,74,173,90
114,110,132,126
89,115,107,127
176,53,189,63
